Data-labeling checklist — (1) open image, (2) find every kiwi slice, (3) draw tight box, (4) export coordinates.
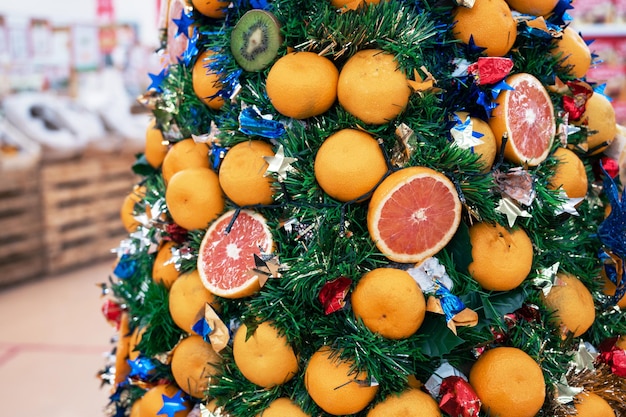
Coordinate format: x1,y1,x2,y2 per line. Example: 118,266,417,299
230,9,282,72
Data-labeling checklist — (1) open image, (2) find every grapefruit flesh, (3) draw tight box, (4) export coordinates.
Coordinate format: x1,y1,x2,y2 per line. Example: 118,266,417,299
367,167,462,263
490,73,555,166
198,209,273,299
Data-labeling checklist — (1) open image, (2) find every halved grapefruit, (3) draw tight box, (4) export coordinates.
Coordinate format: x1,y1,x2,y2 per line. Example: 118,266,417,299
367,166,462,263
197,209,273,299
489,73,556,166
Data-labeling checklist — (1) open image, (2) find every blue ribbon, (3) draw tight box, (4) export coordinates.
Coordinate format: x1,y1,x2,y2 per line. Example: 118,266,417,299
435,282,467,323
192,317,213,342
239,107,286,138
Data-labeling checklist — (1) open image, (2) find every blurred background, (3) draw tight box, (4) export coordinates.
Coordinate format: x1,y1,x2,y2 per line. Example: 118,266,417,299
0,0,625,416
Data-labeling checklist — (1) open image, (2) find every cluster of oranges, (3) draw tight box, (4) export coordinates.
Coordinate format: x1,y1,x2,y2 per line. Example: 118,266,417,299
112,0,626,416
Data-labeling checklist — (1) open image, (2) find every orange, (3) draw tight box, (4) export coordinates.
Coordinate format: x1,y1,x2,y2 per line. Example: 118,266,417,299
192,50,225,110
551,27,592,79
453,112,497,172
505,0,558,15
233,321,299,387
129,398,142,417
542,272,595,337
197,209,273,299
128,325,147,361
616,335,626,350
304,346,378,415
257,397,310,417
367,166,462,263
152,241,180,288
601,267,626,309
314,129,388,202
351,268,426,339
138,383,191,417
169,270,219,333
331,0,386,10
367,389,441,417
469,347,546,417
452,0,518,57
266,52,339,119
467,222,533,291
574,392,615,417
165,167,225,231
573,92,617,155
489,73,556,166
144,119,168,168
121,185,146,233
337,49,411,125
548,147,588,199
161,138,210,184
114,312,131,385
170,335,221,399
190,0,230,19
218,140,275,206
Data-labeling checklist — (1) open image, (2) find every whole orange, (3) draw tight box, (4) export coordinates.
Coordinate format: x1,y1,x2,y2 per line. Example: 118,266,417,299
331,0,386,10
574,392,615,417
192,50,225,110
452,0,518,57
573,92,617,155
468,222,534,291
469,347,546,417
161,138,210,184
505,0,558,15
152,241,180,288
367,389,441,417
138,384,191,417
542,272,595,337
144,119,168,168
548,147,588,199
551,27,592,79
337,49,411,125
256,397,310,417
218,140,275,206
169,270,219,333
453,112,497,172
233,321,299,388
266,52,339,119
170,335,221,399
120,185,146,233
190,0,230,19
314,128,388,202
351,268,426,339
304,346,378,415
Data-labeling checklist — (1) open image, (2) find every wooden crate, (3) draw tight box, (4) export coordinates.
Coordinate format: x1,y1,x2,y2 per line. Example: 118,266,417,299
0,166,46,286
40,147,138,274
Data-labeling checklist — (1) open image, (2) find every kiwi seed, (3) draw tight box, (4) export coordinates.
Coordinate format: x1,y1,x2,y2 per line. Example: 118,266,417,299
230,9,282,72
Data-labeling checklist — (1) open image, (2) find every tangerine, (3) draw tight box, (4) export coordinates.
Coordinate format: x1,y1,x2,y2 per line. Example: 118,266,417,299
453,112,497,172
601,267,626,309
144,119,168,168
257,397,310,417
169,270,219,333
161,138,210,184
469,347,546,417
304,346,378,415
467,222,533,291
573,92,617,155
191,0,230,19
331,0,386,10
114,312,131,385
121,185,146,233
197,209,273,299
551,27,592,79
452,0,518,57
233,321,299,387
542,272,595,337
367,389,441,417
170,335,221,399
165,167,224,231
152,241,180,288
367,166,462,263
192,50,225,110
266,52,339,119
351,267,426,339
574,392,615,417
218,140,275,206
337,49,411,125
128,325,146,361
489,73,556,166
314,129,388,202
138,384,191,417
548,147,588,199
505,0,558,15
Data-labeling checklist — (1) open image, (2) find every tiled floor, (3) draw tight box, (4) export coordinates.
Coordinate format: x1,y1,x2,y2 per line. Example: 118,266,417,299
0,261,116,417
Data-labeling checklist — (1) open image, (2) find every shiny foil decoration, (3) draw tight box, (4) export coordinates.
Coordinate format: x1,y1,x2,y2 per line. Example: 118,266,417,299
438,376,481,417
318,276,352,315
468,57,514,85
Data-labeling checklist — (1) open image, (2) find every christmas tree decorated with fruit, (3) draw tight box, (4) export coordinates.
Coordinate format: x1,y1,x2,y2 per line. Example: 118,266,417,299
99,0,626,416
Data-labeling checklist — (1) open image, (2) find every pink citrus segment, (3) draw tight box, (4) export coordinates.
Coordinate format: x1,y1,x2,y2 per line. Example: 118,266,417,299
367,166,462,263
489,73,556,166
198,209,273,299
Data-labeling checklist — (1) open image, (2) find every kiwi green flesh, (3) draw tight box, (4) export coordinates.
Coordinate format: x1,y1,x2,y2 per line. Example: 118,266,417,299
230,9,282,72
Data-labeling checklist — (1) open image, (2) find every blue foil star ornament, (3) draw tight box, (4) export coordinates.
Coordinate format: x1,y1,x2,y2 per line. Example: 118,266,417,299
180,28,199,66
192,317,213,341
158,389,188,417
172,9,194,38
238,106,286,138
450,113,485,150
113,254,137,279
599,163,626,259
147,69,167,92
127,356,156,379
